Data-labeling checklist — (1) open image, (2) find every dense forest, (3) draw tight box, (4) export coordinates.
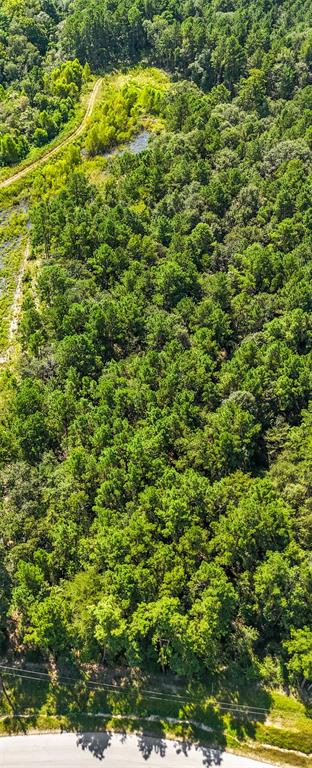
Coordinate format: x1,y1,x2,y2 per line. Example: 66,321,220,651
0,0,89,166
0,0,311,694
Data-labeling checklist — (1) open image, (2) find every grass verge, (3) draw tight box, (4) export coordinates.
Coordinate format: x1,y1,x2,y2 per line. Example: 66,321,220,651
0,671,311,766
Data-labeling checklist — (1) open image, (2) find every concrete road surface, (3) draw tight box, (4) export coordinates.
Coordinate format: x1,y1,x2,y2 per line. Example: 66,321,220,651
0,732,275,767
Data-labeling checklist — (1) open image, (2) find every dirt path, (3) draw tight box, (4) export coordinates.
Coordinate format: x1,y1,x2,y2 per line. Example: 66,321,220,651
0,241,30,365
0,78,102,191
0,79,103,363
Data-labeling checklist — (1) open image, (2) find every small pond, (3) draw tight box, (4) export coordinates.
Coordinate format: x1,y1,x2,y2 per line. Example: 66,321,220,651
104,130,152,160
127,130,151,154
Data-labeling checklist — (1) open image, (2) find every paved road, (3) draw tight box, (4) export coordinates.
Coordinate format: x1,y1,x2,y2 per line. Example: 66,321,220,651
0,733,275,767
0,78,102,191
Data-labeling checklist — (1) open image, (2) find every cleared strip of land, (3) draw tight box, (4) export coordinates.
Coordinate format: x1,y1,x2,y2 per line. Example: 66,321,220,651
0,78,102,191
0,79,103,360
0,240,29,364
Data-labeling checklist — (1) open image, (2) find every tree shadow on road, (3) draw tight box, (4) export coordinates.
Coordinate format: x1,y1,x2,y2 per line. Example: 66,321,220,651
197,745,223,766
76,730,224,764
137,733,167,759
76,730,112,760
174,739,223,766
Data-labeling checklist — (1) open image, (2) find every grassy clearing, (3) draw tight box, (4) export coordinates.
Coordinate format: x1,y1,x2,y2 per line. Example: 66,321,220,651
83,156,109,187
81,68,168,189
0,66,167,190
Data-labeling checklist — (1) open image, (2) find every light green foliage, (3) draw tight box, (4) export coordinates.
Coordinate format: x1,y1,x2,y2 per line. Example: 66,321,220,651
285,628,312,686
84,71,168,157
94,596,128,662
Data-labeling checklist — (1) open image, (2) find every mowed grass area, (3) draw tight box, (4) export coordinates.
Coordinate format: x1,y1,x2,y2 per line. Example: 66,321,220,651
253,692,312,761
0,671,311,766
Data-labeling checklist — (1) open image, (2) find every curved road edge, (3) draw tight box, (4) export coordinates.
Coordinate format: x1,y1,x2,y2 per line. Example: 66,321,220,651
0,78,102,191
0,732,277,767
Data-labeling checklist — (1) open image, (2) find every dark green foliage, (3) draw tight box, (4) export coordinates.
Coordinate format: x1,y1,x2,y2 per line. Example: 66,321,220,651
0,0,311,687
62,0,312,100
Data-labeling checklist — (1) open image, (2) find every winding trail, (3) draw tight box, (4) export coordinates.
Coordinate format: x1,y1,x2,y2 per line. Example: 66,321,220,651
0,78,102,191
0,78,103,363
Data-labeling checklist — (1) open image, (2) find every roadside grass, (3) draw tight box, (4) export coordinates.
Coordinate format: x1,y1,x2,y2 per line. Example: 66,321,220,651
0,671,311,766
1,713,311,767
255,722,312,754
227,740,312,768
253,692,312,753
